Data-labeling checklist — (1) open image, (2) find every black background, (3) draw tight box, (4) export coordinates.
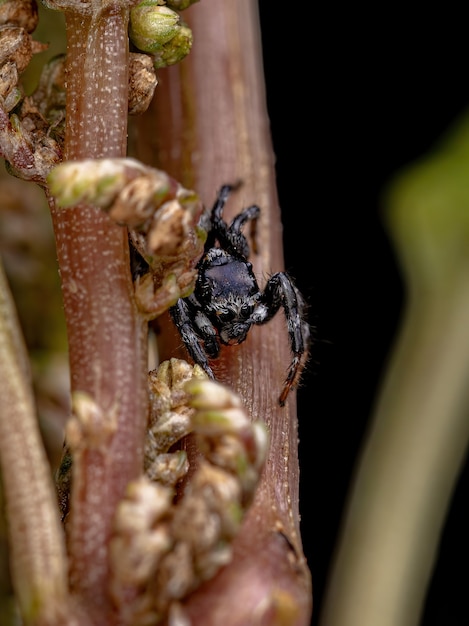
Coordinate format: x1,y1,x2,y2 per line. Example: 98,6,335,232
258,5,469,626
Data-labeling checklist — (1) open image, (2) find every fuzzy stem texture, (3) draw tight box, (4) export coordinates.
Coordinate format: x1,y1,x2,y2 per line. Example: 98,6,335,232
134,1,313,624
48,4,148,621
0,260,74,625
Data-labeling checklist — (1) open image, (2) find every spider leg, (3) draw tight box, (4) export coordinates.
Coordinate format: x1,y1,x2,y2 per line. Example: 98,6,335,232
207,183,259,258
211,184,239,221
260,273,310,406
169,298,217,379
227,204,260,258
205,183,241,249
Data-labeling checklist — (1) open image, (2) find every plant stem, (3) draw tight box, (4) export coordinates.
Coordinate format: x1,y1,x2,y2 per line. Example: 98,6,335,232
48,4,148,618
133,1,312,624
319,112,469,626
0,258,73,625
319,278,469,626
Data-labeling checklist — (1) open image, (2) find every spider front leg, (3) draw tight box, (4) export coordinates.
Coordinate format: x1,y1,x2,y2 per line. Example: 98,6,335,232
260,273,310,406
169,296,218,379
208,184,260,258
227,204,260,258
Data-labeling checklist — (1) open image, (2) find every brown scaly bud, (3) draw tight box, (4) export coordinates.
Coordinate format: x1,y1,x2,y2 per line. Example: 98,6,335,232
0,24,47,73
1,106,63,183
130,184,206,318
65,391,118,454
31,54,66,130
48,158,206,318
109,476,175,625
0,60,22,111
128,52,158,115
0,23,60,182
146,358,207,462
110,358,268,625
186,377,269,504
0,0,39,34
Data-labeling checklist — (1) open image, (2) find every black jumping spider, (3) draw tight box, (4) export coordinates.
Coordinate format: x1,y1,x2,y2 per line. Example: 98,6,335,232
169,183,310,406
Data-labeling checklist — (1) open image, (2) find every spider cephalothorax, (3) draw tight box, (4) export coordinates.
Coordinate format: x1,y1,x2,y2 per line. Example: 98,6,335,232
169,183,310,406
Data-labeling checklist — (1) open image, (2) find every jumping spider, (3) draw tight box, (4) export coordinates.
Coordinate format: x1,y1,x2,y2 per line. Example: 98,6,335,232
169,183,310,406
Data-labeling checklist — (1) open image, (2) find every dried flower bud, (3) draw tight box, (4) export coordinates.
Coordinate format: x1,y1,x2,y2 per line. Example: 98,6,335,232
108,172,172,227
110,477,173,602
145,359,206,461
113,477,174,534
111,362,268,624
0,0,39,34
33,54,66,125
2,107,62,182
145,450,189,486
186,378,269,501
128,52,158,115
66,391,117,452
187,378,243,411
0,60,22,110
47,158,205,319
0,24,44,73
47,157,165,209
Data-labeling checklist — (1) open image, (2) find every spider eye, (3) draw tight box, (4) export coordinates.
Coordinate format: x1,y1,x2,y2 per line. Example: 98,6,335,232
240,303,253,318
217,309,234,322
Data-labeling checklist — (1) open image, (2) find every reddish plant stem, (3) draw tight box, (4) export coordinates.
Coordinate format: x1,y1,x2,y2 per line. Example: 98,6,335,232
135,1,312,624
49,6,148,619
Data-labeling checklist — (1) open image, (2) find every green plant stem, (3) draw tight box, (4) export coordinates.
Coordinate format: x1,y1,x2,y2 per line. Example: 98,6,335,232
48,5,148,619
320,277,469,626
320,114,469,626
